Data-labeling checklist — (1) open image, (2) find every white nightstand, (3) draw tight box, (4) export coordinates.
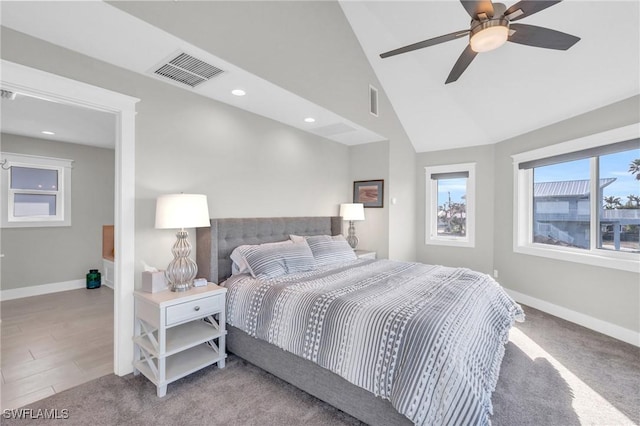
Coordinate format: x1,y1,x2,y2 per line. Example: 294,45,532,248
133,283,227,397
355,250,377,260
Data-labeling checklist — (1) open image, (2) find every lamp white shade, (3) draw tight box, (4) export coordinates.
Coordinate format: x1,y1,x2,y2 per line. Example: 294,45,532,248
155,194,210,229
340,203,365,221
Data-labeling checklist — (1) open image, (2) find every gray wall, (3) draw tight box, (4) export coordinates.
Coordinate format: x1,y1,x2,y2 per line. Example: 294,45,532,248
493,96,640,333
415,96,639,333
0,27,350,285
134,86,351,273
1,134,115,289
349,141,390,259
416,144,495,274
111,1,417,262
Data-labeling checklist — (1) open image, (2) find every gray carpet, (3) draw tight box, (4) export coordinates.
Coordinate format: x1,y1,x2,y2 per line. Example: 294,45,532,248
2,305,638,426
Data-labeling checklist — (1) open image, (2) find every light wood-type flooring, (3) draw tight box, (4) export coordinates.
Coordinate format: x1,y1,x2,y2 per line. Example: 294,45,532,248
0,286,113,410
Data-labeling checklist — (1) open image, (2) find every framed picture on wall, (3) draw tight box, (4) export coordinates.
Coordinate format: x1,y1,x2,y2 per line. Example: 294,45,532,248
353,179,384,208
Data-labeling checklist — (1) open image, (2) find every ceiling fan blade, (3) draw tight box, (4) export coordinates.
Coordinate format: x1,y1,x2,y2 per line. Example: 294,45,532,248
504,1,562,21
446,45,478,84
509,23,580,50
380,30,470,58
460,0,495,19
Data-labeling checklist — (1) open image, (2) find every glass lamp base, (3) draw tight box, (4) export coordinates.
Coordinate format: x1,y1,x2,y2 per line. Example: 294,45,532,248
170,282,192,292
346,220,359,249
166,230,198,292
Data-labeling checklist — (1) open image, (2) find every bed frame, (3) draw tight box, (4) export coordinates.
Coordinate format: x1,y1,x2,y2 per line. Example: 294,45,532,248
196,217,411,426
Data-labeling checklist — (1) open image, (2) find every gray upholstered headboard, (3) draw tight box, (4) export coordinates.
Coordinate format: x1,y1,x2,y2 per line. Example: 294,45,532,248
196,217,342,284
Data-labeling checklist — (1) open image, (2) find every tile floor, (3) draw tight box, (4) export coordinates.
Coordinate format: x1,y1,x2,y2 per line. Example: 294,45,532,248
0,286,113,410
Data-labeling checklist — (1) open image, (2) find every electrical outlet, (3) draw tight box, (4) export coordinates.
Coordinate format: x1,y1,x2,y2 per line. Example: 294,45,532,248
493,269,499,278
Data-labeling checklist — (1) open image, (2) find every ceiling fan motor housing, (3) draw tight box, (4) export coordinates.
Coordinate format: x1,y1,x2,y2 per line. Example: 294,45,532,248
469,17,510,52
379,1,580,83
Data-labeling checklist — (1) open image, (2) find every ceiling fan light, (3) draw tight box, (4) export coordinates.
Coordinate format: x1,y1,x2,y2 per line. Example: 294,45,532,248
470,23,509,53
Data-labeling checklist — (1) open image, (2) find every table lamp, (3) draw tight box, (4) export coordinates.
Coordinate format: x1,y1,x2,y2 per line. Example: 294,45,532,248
155,194,210,292
340,203,365,249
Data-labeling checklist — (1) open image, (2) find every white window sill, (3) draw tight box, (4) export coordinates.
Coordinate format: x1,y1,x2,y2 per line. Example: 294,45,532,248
514,244,640,273
426,237,475,248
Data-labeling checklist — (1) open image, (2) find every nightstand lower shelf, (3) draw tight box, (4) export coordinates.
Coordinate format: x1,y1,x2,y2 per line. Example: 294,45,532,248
134,319,223,357
135,343,224,397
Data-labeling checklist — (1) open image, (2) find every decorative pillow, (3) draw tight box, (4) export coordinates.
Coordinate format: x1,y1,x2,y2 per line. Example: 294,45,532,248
281,241,318,275
230,240,292,276
305,235,357,266
231,240,316,279
289,234,335,243
289,234,307,243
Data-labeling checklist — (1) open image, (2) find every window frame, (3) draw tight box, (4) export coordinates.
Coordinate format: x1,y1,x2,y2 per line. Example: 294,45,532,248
512,124,640,273
425,162,476,248
1,152,73,228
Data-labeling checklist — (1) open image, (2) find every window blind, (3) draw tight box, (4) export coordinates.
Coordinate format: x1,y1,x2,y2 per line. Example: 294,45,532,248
518,138,639,170
430,171,469,180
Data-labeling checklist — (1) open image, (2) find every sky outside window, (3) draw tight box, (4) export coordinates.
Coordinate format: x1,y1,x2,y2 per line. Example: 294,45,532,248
534,149,639,200
437,177,466,207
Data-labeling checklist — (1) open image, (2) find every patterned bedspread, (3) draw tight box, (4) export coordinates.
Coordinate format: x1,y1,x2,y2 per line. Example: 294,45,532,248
223,259,524,426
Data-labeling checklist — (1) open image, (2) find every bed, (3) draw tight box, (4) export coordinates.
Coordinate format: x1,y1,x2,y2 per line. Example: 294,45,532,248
196,216,523,426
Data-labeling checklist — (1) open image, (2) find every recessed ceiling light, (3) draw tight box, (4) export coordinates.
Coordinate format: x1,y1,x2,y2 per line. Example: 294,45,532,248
41,131,55,135
304,117,316,123
231,89,246,96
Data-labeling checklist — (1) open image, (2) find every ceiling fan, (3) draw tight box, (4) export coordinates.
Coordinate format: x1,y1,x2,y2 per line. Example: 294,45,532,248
380,0,580,84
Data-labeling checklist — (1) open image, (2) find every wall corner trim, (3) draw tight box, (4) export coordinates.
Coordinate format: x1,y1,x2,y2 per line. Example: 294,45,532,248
0,279,87,301
505,288,639,347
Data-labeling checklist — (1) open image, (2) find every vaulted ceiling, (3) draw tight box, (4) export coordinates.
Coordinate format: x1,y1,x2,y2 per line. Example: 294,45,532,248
1,1,638,153
341,0,639,151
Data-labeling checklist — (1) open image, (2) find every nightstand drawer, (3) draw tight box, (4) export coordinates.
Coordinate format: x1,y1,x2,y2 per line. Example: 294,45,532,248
166,294,223,326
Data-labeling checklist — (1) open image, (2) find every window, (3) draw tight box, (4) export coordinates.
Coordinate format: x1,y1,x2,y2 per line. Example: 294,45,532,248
513,124,639,272
1,152,73,228
425,163,475,247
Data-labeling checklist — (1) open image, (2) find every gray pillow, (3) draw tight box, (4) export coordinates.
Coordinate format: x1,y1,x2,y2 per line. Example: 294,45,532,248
230,240,291,276
232,241,317,279
305,235,357,266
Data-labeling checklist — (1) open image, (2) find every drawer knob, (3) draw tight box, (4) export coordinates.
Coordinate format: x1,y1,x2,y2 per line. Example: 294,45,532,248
194,306,200,311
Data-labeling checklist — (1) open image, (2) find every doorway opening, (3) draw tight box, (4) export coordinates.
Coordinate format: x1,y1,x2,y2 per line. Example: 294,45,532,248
1,60,139,379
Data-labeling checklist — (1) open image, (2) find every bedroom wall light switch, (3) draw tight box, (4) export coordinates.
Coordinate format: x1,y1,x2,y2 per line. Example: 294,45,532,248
493,270,499,278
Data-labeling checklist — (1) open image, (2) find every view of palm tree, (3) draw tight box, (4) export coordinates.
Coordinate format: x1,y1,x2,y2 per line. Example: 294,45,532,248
599,158,640,252
604,196,622,210
438,196,466,236
436,177,467,237
532,151,639,253
629,158,640,180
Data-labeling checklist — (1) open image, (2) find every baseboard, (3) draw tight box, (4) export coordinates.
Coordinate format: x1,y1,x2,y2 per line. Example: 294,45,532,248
505,288,639,347
0,279,86,301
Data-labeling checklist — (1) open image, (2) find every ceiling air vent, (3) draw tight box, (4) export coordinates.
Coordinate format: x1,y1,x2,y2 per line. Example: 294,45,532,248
311,123,356,137
369,85,379,117
153,52,224,88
